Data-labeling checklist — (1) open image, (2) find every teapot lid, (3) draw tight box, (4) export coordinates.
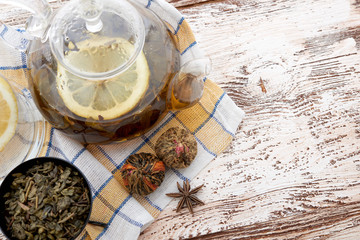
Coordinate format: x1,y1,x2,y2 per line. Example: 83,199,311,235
49,0,145,80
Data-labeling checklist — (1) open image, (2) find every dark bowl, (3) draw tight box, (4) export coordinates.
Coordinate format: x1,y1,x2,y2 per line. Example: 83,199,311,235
0,157,92,240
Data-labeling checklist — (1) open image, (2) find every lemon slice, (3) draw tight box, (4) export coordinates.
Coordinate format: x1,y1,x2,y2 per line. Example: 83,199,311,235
0,76,18,152
57,37,150,120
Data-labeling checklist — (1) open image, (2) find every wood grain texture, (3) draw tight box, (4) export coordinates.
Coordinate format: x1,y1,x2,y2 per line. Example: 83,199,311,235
140,0,360,239
1,0,360,239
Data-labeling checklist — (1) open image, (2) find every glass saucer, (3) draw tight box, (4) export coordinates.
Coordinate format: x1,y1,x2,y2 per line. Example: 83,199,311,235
0,77,46,181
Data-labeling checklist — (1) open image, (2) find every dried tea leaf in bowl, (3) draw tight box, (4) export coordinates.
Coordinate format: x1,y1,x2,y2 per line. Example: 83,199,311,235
155,127,197,168
120,153,165,196
2,161,91,240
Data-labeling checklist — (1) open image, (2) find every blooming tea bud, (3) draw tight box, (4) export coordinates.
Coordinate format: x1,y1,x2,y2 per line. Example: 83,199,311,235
155,127,197,168
120,153,165,196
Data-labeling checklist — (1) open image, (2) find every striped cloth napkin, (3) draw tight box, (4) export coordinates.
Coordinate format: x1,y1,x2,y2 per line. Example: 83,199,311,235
0,0,244,239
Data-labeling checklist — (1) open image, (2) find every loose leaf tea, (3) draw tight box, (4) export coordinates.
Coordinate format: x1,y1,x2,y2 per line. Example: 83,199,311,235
3,161,91,240
155,127,197,168
120,153,165,196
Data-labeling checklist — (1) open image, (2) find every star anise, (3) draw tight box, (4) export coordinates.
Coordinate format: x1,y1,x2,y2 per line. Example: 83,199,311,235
166,179,205,214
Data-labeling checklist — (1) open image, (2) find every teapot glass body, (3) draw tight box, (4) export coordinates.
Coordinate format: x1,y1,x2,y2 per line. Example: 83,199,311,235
29,7,179,144
0,0,208,144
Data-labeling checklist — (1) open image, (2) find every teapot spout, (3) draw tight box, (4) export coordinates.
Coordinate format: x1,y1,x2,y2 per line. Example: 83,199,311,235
168,58,212,110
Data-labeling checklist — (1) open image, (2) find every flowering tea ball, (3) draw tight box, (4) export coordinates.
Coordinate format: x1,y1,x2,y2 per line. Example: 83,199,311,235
120,153,165,196
155,127,197,168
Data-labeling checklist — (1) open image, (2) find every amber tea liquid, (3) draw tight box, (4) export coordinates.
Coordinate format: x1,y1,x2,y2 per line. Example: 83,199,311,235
28,26,179,144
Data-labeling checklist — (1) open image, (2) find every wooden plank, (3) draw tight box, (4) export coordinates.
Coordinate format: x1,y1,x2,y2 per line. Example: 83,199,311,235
168,0,217,8
140,0,360,239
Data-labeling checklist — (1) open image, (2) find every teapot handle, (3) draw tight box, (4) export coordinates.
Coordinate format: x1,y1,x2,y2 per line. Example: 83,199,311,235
167,58,212,110
0,0,51,49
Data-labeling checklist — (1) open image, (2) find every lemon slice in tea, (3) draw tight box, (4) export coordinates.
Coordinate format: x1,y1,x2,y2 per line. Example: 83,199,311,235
0,76,18,152
57,37,150,120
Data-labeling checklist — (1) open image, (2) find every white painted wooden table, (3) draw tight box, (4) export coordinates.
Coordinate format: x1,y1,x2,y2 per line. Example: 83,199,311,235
2,0,360,239
140,0,360,239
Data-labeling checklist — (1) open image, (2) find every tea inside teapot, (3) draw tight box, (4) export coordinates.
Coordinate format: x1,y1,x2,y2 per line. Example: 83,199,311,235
28,0,180,144
0,0,209,144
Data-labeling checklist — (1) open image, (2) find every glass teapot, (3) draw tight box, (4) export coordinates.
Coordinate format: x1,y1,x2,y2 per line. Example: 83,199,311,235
0,0,210,144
